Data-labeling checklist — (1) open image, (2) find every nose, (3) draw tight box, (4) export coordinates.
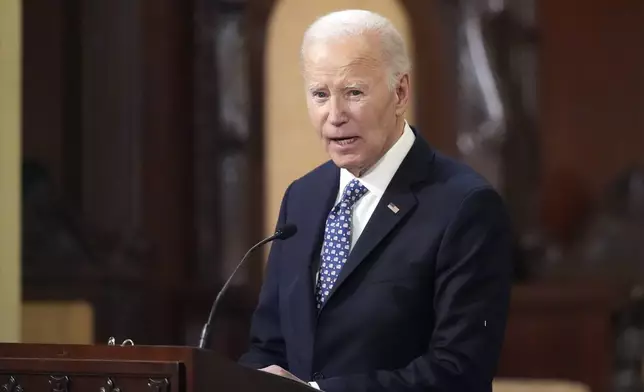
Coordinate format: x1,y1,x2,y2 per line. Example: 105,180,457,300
328,96,348,127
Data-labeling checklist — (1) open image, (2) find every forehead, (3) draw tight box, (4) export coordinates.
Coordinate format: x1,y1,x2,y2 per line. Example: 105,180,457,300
302,35,386,85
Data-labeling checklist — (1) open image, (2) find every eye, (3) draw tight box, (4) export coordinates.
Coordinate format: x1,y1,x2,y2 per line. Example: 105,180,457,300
312,91,328,99
348,90,363,97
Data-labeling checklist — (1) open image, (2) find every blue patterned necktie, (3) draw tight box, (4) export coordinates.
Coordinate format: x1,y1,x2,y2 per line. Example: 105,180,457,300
315,178,369,308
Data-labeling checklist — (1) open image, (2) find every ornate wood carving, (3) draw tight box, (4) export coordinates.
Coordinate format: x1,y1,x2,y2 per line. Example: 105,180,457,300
187,0,264,353
99,377,120,392
1,376,24,392
146,378,169,392
193,0,261,287
49,375,70,392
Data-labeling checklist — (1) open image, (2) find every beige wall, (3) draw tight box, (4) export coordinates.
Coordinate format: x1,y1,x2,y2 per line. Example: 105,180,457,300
0,0,22,342
264,0,414,235
22,301,94,344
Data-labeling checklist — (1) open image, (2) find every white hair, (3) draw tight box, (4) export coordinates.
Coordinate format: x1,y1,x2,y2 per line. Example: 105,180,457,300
301,9,411,90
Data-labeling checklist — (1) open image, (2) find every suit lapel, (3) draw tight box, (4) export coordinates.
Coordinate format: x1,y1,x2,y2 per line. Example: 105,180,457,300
320,136,435,310
300,165,339,279
287,163,339,342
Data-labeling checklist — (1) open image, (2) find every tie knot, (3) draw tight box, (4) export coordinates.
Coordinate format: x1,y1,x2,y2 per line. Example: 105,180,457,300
339,179,368,208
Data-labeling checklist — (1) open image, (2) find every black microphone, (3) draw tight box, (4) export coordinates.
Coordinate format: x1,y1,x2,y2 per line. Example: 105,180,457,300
198,223,297,349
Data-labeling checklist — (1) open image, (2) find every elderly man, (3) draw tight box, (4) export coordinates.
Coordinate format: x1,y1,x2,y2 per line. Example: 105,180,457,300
239,9,513,392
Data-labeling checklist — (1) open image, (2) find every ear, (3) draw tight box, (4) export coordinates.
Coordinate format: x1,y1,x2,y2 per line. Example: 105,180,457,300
394,73,410,116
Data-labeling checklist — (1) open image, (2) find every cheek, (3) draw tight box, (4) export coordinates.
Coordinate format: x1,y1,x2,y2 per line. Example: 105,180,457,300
346,101,370,123
347,102,393,146
347,102,383,130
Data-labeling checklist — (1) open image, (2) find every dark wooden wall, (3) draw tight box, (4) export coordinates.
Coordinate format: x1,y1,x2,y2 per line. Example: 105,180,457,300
538,0,644,242
22,0,66,193
21,0,256,354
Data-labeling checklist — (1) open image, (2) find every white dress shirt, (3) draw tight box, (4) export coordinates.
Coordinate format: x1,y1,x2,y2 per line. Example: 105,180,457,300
335,121,416,250
309,121,415,389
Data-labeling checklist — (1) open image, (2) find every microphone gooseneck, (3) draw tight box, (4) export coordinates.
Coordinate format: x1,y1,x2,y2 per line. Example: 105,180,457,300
197,223,297,349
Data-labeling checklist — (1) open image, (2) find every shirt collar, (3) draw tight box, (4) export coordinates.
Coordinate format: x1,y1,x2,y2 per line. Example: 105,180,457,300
338,121,416,199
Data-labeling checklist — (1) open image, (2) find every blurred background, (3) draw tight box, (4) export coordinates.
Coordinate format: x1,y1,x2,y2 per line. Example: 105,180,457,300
1,0,643,391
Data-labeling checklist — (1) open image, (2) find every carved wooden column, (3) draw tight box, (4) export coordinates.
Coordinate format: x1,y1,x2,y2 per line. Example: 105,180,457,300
193,0,259,288
189,0,266,354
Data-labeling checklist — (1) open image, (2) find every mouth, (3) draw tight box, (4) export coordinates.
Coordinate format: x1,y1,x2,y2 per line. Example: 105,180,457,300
328,136,359,146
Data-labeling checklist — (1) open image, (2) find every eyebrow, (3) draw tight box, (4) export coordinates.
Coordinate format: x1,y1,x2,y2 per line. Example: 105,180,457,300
307,81,369,92
344,82,368,89
307,84,326,94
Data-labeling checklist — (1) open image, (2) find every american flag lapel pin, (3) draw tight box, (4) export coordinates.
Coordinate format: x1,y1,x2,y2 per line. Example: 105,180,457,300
387,202,400,214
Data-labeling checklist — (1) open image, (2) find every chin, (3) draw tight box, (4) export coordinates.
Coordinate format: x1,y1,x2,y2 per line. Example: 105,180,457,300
331,155,365,173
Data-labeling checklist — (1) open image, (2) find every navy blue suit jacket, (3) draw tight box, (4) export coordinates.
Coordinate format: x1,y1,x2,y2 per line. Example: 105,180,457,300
239,134,513,391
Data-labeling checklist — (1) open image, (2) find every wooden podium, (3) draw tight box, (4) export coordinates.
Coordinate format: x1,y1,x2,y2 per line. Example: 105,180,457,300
0,343,315,391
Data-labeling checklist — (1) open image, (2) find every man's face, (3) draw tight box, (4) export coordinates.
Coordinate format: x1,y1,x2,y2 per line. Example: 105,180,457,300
302,34,409,175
